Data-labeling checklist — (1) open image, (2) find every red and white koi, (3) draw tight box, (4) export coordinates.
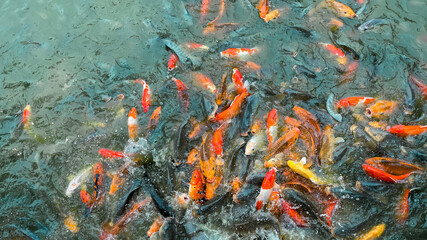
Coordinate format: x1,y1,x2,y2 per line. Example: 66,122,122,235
336,96,375,109
23,105,31,129
255,167,277,210
184,42,209,50
232,68,245,94
99,148,126,159
135,79,151,113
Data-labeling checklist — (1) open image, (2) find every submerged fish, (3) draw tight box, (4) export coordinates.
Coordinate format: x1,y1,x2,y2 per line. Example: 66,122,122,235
66,166,92,197
358,18,388,31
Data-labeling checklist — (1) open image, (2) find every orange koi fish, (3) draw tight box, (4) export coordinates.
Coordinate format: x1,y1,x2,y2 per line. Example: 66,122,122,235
365,100,398,118
207,0,225,26
326,0,356,19
267,108,279,147
147,106,162,133
250,118,264,135
408,75,427,100
341,60,359,82
285,116,302,127
23,105,31,129
172,77,189,112
255,168,276,210
232,68,245,94
128,107,138,141
362,164,413,183
281,199,309,227
212,120,231,156
215,89,250,122
364,157,422,176
93,162,104,202
200,0,211,23
200,133,217,182
80,189,92,209
267,190,281,216
100,199,151,240
265,127,300,160
98,148,125,159
258,0,269,19
329,18,343,28
263,9,280,22
324,202,337,226
184,42,209,50
168,53,179,71
193,72,217,93
395,188,412,225
189,169,205,203
244,61,262,72
355,223,386,240
109,162,132,195
147,217,163,237
206,176,221,200
64,214,79,233
135,79,151,113
336,96,375,109
387,125,427,137
319,43,345,58
187,146,200,165
220,48,259,60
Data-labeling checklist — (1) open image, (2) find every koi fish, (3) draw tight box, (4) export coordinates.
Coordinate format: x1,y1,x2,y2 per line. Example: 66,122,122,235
215,89,250,122
281,199,309,227
387,125,427,137
408,75,427,100
341,60,359,82
22,105,31,129
287,159,326,185
232,68,245,94
319,125,344,164
187,146,200,165
263,9,280,23
66,166,92,197
258,0,269,19
362,164,412,183
292,106,322,158
189,169,205,203
200,133,218,182
266,108,279,147
176,193,191,209
64,214,79,233
395,188,412,225
325,0,356,19
245,131,266,155
267,190,281,216
188,118,210,139
212,120,231,156
355,223,385,240
205,176,221,200
184,42,209,50
364,157,422,176
80,189,92,209
324,201,337,227
98,148,126,159
147,106,162,133
100,198,151,239
93,162,104,202
326,93,342,122
109,161,132,195
255,167,276,210
147,217,163,237
128,107,138,141
168,53,179,71
319,42,347,64
193,72,217,93
265,127,300,160
220,48,259,60
207,0,225,26
365,100,398,118
328,18,343,28
336,96,375,109
172,77,189,112
135,79,151,113
200,0,210,23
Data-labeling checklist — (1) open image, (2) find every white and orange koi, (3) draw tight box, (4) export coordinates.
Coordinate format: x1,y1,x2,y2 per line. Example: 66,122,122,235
220,48,259,60
266,108,279,147
193,72,217,93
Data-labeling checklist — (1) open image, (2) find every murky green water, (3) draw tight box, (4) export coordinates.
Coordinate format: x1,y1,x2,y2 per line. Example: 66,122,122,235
1,0,426,239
